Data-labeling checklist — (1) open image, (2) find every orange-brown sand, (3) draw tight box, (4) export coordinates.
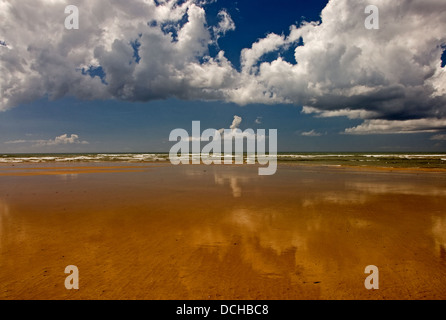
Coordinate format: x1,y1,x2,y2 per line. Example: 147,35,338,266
0,163,445,300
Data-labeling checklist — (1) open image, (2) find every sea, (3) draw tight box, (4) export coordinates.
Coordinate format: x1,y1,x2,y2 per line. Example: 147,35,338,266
1,153,446,169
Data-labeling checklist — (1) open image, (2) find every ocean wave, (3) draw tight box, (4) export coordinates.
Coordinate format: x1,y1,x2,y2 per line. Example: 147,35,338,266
0,154,169,163
1,153,446,168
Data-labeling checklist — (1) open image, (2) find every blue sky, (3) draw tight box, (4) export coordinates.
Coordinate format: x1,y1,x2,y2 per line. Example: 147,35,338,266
1,97,439,153
1,0,446,153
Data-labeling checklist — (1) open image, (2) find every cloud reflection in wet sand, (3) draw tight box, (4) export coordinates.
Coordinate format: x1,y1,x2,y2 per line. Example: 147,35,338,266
0,164,445,299
188,166,446,298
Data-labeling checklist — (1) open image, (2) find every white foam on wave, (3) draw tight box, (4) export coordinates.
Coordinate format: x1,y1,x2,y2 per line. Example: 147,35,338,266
1,153,446,164
0,153,169,163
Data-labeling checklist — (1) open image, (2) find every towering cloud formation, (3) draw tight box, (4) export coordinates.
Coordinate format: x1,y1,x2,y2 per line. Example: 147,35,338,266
1,0,445,134
230,115,242,130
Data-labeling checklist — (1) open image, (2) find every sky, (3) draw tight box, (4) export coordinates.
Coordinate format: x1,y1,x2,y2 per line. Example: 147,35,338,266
0,0,445,153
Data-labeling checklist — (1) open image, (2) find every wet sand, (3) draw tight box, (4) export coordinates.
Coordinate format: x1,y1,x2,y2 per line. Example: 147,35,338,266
0,163,445,300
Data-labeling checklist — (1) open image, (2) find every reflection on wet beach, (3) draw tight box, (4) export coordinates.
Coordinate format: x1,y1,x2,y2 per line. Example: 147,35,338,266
214,172,255,198
0,164,445,299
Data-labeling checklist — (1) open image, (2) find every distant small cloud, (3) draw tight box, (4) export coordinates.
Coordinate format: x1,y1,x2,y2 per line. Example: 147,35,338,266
301,130,323,137
4,139,27,144
37,134,89,146
344,119,446,135
213,10,235,40
188,115,262,142
188,115,246,141
230,115,242,130
302,106,378,120
4,134,89,147
430,134,446,141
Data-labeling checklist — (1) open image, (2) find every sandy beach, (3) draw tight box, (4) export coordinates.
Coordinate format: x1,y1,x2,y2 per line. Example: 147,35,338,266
0,162,445,300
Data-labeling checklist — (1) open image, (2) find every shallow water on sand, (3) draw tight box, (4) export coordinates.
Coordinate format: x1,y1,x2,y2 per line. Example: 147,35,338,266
0,163,445,299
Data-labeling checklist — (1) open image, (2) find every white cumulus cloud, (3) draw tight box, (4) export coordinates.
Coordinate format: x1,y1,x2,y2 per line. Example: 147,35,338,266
1,0,446,135
229,115,242,130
